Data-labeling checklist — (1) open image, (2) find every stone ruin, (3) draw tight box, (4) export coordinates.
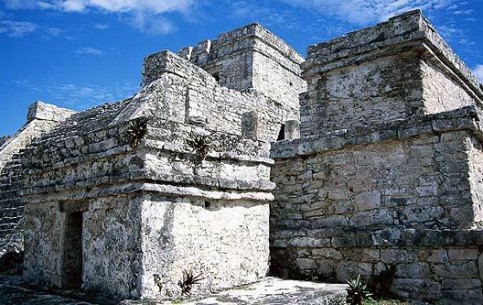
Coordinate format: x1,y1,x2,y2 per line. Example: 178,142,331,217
1,9,483,304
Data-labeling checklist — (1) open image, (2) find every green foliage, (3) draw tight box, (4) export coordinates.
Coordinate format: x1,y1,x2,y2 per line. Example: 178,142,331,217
178,269,203,296
185,132,212,163
346,275,373,305
126,118,148,148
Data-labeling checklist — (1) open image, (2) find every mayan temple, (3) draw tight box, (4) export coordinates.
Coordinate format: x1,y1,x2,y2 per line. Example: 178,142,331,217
1,9,483,304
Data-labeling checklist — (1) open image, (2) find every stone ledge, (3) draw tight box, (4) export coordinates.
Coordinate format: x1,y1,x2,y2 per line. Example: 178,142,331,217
22,182,274,203
124,277,347,305
271,106,482,159
271,228,483,248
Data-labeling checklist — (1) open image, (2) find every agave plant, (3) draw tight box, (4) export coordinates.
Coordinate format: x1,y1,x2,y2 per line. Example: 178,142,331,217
178,269,203,296
126,118,148,148
185,132,212,162
346,275,373,305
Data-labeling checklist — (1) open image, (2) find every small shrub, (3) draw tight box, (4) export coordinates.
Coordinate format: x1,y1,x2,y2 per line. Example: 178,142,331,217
347,274,373,305
178,269,203,296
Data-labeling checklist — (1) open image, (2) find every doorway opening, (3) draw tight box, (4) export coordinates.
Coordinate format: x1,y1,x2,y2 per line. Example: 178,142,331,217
62,211,83,289
277,124,285,141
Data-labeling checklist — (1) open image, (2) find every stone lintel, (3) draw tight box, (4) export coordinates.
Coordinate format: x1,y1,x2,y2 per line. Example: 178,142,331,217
59,201,89,213
303,10,483,100
271,106,483,159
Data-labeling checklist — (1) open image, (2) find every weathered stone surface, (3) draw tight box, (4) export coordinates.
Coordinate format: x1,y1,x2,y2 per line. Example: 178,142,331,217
0,102,73,258
0,275,348,305
1,8,483,305
269,9,483,305
301,10,482,138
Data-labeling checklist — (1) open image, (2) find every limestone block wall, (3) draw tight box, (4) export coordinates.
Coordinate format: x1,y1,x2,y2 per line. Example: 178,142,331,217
22,85,273,299
300,53,422,136
140,195,269,298
137,119,272,298
421,58,476,114
270,228,483,304
0,101,73,257
139,51,297,141
269,107,483,304
23,201,67,286
22,112,148,295
82,196,143,298
176,22,306,114
300,10,483,137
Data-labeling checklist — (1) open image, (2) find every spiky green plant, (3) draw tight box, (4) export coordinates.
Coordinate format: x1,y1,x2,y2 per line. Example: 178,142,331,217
126,118,148,148
178,269,203,296
185,132,212,162
347,275,373,305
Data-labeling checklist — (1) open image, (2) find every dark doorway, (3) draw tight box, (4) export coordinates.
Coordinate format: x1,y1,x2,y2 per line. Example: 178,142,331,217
277,124,285,141
62,211,83,289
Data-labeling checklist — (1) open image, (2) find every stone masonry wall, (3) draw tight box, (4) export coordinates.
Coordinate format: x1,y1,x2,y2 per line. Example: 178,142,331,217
82,195,143,298
139,51,296,141
300,53,423,137
271,108,483,233
140,195,269,298
0,101,74,257
468,136,483,224
177,23,306,114
270,228,483,304
421,58,476,114
23,201,67,286
300,10,483,138
270,107,483,304
22,73,274,299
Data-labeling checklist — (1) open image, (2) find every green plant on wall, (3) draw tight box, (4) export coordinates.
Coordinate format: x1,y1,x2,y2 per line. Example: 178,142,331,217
185,131,212,163
126,118,148,148
178,268,203,296
347,274,373,305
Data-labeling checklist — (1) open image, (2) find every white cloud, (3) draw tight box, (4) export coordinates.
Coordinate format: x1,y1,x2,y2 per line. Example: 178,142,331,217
75,47,104,55
0,20,38,37
279,0,453,25
473,65,483,84
45,27,63,37
94,23,110,30
4,0,197,34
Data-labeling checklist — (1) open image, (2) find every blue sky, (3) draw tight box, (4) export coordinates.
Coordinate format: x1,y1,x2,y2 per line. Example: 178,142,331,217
1,0,482,136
